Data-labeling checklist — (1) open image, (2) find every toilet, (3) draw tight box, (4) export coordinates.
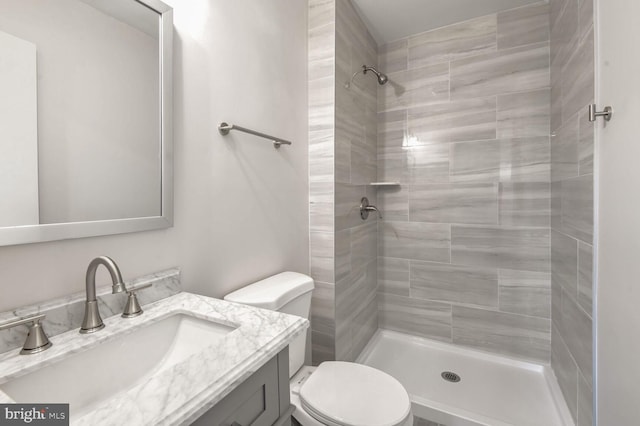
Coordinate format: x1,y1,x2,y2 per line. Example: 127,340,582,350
224,272,413,426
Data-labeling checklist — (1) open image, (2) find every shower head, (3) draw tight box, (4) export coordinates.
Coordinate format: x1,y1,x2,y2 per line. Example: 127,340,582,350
362,65,388,85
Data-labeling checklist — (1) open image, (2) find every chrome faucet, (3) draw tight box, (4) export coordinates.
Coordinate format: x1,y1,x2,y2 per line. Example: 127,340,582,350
80,256,126,334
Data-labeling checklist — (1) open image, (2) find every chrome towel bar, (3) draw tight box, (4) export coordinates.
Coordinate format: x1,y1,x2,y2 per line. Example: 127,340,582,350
218,122,292,149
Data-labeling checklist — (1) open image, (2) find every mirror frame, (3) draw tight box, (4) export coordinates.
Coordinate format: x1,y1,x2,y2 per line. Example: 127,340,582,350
0,0,173,247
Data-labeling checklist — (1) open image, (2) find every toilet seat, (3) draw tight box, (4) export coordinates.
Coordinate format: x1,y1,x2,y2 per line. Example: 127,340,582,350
298,362,412,426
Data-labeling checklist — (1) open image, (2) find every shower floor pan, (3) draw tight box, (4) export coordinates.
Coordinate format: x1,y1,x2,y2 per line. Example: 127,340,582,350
356,329,574,426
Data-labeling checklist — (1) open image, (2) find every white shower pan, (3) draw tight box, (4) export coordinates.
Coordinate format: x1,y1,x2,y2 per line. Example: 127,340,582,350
356,329,574,426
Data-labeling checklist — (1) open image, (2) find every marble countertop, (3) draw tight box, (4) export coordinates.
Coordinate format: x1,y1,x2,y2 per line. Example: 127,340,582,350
0,292,309,425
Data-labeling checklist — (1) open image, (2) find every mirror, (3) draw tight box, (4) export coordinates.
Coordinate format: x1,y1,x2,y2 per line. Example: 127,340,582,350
0,0,172,246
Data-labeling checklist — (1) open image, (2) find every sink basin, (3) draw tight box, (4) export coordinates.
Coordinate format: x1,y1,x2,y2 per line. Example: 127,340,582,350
0,314,236,417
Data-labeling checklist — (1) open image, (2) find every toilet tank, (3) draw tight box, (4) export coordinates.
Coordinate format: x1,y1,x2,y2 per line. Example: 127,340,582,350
224,272,314,377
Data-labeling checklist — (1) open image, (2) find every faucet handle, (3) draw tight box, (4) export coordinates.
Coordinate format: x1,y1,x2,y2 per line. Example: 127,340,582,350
360,197,383,220
0,314,52,355
122,283,152,318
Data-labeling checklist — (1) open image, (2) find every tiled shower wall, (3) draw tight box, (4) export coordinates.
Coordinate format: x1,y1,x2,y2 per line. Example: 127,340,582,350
549,0,594,424
376,2,553,363
308,0,336,363
308,0,379,364
334,0,379,363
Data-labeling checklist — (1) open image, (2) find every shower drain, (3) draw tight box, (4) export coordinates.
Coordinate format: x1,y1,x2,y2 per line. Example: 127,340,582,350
441,371,461,383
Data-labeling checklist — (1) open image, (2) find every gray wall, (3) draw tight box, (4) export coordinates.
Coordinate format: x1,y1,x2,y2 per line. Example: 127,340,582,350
334,0,379,362
549,0,594,424
376,2,553,363
0,0,309,314
308,0,336,364
308,0,379,364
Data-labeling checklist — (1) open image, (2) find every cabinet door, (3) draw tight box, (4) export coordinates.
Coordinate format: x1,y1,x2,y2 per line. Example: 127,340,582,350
191,356,280,426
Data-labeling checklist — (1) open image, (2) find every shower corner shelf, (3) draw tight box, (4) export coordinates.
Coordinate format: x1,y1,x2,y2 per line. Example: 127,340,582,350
368,182,401,187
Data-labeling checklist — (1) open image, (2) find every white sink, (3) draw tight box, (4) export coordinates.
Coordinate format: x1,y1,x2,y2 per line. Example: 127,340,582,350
0,314,236,417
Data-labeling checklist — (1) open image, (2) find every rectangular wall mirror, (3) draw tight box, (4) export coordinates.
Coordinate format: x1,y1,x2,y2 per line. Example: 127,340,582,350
0,0,173,246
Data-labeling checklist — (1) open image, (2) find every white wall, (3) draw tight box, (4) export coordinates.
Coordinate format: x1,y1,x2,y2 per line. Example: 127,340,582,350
0,30,39,227
0,0,309,312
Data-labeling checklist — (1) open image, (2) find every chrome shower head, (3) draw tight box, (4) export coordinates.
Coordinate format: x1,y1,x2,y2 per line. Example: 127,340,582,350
362,65,388,85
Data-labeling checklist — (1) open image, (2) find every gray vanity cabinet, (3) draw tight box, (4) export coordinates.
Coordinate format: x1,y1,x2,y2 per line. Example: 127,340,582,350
191,348,292,426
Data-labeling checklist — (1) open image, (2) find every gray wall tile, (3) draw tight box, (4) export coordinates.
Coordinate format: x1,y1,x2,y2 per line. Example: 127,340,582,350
311,281,336,365
411,261,498,308
379,138,452,183
452,305,551,362
558,175,594,244
578,107,594,175
379,221,451,263
551,115,579,182
377,185,409,221
560,292,593,386
450,42,550,100
499,182,550,227
499,137,551,182
497,89,550,139
379,293,452,341
408,15,497,68
377,109,406,149
409,98,497,144
310,181,334,232
309,127,334,183
308,0,336,366
499,269,551,318
550,0,578,69
561,28,594,122
409,183,498,224
578,0,594,43
551,229,578,297
379,39,408,74
406,144,451,184
550,0,594,412
451,137,550,183
577,371,593,426
578,241,593,315
551,181,561,230
552,275,563,329
336,260,377,361
550,57,563,132
450,140,500,182
351,288,378,359
335,183,363,231
378,257,410,296
370,1,555,368
335,229,351,283
497,2,550,50
379,63,450,112
451,225,550,272
551,325,578,421
351,221,377,272
310,231,334,284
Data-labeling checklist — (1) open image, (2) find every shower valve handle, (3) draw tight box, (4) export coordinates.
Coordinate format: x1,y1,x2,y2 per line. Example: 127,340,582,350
360,197,382,220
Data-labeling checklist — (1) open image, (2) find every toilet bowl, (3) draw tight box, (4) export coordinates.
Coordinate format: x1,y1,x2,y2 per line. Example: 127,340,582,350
224,272,413,426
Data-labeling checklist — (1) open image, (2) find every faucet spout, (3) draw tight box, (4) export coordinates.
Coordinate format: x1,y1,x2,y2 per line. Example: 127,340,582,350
80,256,126,334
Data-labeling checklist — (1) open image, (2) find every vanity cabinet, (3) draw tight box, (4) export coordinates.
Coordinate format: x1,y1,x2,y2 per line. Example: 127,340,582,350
191,348,292,426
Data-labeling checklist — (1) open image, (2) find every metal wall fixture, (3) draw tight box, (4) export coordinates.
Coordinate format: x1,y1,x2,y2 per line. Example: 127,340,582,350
218,122,293,149
589,103,613,122
360,197,382,220
0,314,52,355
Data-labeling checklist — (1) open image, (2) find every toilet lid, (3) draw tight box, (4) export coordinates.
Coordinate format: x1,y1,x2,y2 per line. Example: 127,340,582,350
299,362,411,426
